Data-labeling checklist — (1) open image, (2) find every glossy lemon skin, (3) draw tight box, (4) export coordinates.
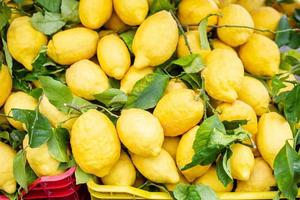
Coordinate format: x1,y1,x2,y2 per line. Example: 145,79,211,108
104,11,128,32
0,65,12,107
211,39,236,54
162,137,181,159
164,79,188,95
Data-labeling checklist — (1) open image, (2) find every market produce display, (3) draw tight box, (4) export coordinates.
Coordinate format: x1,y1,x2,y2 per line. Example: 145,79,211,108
0,0,300,200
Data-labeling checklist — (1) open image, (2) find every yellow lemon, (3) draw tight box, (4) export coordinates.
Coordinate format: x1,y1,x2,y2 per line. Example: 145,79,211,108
165,170,189,191
39,95,77,130
117,108,164,157
0,142,16,194
216,100,258,135
113,0,148,26
0,65,12,107
71,109,121,177
257,112,293,168
66,59,110,100
251,7,281,39
79,0,112,29
154,89,204,137
102,151,136,186
131,149,179,184
194,166,233,192
218,0,237,8
104,11,128,32
237,0,265,12
202,49,244,102
178,0,219,26
132,11,178,69
210,39,236,54
281,2,300,16
237,76,270,116
230,143,255,181
47,27,99,65
177,30,211,59
217,4,254,47
23,135,64,177
236,157,276,192
120,67,153,94
176,126,211,182
7,16,47,71
98,30,115,39
4,92,37,130
239,33,280,77
164,79,188,95
97,34,131,80
162,137,181,159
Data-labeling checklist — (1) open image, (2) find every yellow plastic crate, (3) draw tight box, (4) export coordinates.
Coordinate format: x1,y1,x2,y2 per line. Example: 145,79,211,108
87,180,300,200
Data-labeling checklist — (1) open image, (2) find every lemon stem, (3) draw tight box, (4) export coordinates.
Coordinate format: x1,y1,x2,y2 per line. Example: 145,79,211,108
93,105,119,119
64,103,83,114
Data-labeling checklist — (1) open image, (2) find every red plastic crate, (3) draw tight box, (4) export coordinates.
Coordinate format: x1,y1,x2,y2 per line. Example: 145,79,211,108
0,195,9,200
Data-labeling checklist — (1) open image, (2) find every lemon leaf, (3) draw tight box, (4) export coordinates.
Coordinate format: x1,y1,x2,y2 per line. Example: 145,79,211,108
125,73,169,110
1,35,13,75
36,0,62,12
94,88,127,110
172,54,205,74
149,0,175,15
13,150,27,191
173,184,219,200
120,30,136,53
288,31,300,49
47,128,69,162
181,73,202,89
198,18,210,50
222,120,248,130
0,2,11,31
10,130,26,149
75,166,93,184
275,16,291,47
216,149,233,187
61,0,79,23
284,84,300,124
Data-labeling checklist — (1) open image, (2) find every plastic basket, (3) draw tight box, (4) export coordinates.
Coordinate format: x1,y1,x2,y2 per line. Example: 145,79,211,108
87,180,300,200
0,195,9,200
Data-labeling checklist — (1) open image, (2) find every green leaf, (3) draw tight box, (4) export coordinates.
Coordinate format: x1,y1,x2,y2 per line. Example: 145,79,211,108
198,18,210,50
61,0,79,23
288,31,300,49
120,30,136,53
94,88,127,110
180,73,202,89
58,156,76,170
0,131,10,140
29,88,43,100
11,109,53,148
172,54,205,74
222,120,248,130
31,11,66,35
173,184,219,200
274,142,300,200
284,84,300,124
1,36,13,75
125,73,169,110
10,130,26,149
109,78,120,88
216,149,233,187
275,16,291,47
13,150,27,191
195,184,219,200
149,0,175,15
25,164,38,185
47,128,69,162
280,50,300,71
75,166,93,184
270,75,286,96
0,2,11,31
36,0,62,12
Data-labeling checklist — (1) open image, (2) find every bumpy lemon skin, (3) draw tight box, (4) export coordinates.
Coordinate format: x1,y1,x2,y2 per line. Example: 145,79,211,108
239,33,280,77
162,137,181,159
217,4,254,47
7,16,47,71
4,92,37,130
113,0,149,26
102,151,136,186
117,108,164,157
176,126,211,182
132,11,178,69
0,141,16,194
66,59,110,100
71,109,121,177
257,112,293,168
202,49,244,103
97,34,131,80
154,89,204,137
164,79,188,95
0,65,12,107
131,149,180,184
104,11,128,32
237,0,265,12
47,27,99,65
79,0,112,29
210,39,237,54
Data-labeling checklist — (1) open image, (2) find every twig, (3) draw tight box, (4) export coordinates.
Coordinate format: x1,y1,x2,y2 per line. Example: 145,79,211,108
64,103,83,114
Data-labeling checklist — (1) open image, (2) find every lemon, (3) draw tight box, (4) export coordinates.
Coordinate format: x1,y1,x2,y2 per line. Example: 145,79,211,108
217,4,254,47
7,16,47,71
230,144,255,181
194,166,233,192
177,30,211,59
154,89,204,137
216,100,257,135
165,170,189,191
0,65,12,107
132,11,178,69
39,95,77,130
97,34,131,80
104,11,128,32
239,33,280,77
162,137,181,159
164,79,188,95
0,141,16,194
79,0,112,29
117,108,164,157
202,49,244,102
176,126,211,182
210,39,236,54
47,27,99,65
120,67,153,94
218,0,237,8
23,135,64,177
257,112,293,168
102,151,136,186
98,30,115,39
66,59,110,100
251,7,281,39
131,149,179,184
236,157,276,192
178,0,219,27
71,109,120,177
113,0,148,26
237,0,265,12
237,76,270,116
4,92,37,130
281,2,300,16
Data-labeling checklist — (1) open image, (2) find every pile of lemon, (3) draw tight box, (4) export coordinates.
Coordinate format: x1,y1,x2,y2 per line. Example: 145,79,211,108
0,0,299,197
